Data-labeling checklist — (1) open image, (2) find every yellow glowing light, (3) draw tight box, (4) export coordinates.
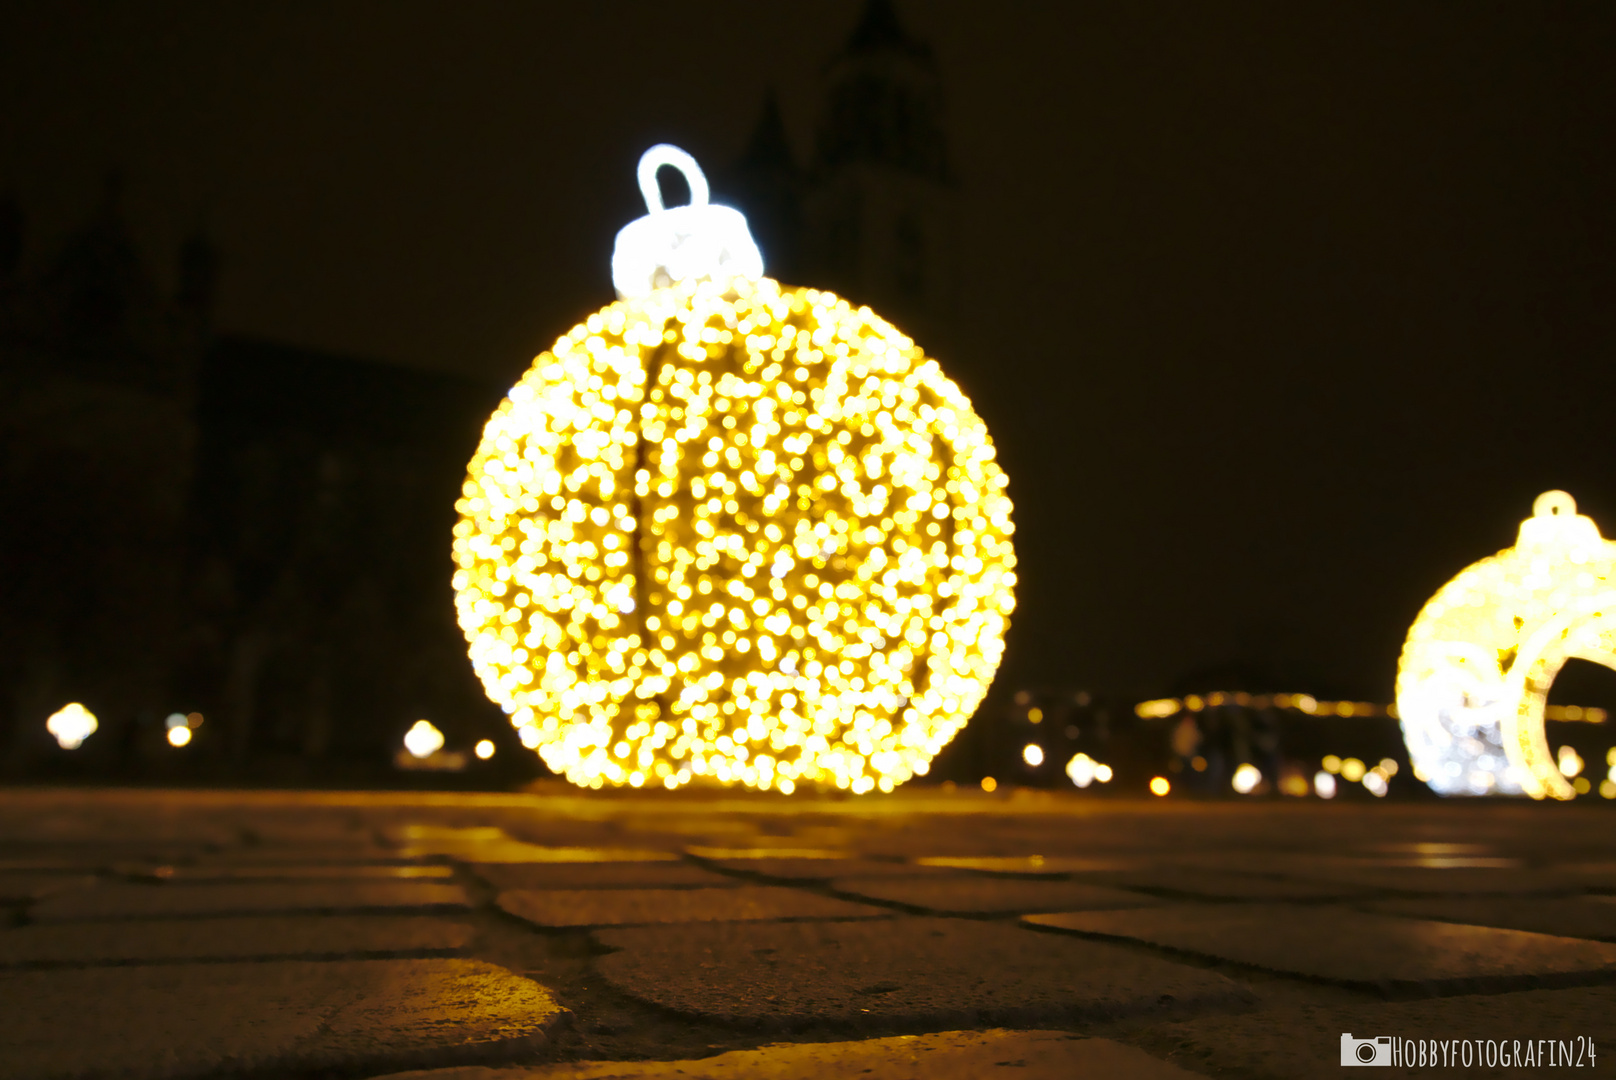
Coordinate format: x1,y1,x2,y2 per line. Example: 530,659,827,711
1065,751,1112,788
166,726,192,748
1230,763,1262,795
1026,707,1043,723
475,739,496,760
46,703,97,750
404,720,445,759
1397,491,1616,799
1602,779,1616,799
1339,757,1366,783
453,277,1015,793
1322,754,1342,774
1149,776,1171,796
980,776,998,793
1022,743,1044,767
1557,745,1584,778
1573,776,1591,794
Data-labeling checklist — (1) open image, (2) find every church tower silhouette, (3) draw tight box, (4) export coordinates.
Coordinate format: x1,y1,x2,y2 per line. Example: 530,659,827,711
721,0,954,348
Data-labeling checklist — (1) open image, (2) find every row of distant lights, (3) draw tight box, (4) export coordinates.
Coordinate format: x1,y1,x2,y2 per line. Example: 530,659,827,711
402,720,497,762
47,706,504,765
46,704,203,750
1135,692,1609,724
1556,745,1616,799
1017,743,1115,788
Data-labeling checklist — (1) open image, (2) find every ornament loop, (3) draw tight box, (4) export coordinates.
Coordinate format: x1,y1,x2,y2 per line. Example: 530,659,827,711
611,143,764,300
637,144,710,214
1534,490,1575,518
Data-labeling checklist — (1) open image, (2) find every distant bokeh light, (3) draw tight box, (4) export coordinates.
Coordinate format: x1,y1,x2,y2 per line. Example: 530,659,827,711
46,703,97,750
403,720,445,759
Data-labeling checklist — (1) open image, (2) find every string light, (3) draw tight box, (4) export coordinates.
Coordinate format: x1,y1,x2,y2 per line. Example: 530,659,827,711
1398,491,1616,800
1136,693,1605,723
475,739,496,760
1149,776,1171,796
453,148,1016,794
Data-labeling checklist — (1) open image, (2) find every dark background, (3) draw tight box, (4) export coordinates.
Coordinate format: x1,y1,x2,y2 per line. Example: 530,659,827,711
2,1,1614,777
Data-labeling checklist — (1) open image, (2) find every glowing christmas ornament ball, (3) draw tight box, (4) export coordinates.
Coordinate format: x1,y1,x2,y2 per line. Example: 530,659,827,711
1397,491,1616,800
452,147,1016,793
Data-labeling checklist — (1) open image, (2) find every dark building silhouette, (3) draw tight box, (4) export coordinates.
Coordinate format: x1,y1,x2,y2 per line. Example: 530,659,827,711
0,191,512,780
0,181,201,773
720,0,956,350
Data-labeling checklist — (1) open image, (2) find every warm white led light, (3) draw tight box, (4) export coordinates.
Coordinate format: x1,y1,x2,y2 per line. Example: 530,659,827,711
1065,752,1112,788
1313,770,1337,799
167,726,192,748
475,739,496,760
404,720,445,759
1398,491,1616,800
46,703,97,750
1022,743,1044,767
611,145,764,300
1231,763,1262,795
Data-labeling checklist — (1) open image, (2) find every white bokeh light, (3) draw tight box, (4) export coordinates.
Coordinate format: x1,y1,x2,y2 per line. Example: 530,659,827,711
46,703,97,750
403,720,445,759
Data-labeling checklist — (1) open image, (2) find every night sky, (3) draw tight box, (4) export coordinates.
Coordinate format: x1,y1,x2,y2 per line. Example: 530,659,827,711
5,2,1615,702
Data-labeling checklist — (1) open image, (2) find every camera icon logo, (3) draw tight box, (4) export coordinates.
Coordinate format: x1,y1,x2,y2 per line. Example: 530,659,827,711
1341,1034,1392,1066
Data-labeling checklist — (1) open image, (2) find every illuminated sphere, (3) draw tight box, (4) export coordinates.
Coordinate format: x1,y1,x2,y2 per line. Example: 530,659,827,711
1396,491,1616,800
452,277,1016,792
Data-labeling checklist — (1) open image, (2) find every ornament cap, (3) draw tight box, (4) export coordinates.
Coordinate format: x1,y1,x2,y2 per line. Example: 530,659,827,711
611,144,764,299
1518,489,1603,549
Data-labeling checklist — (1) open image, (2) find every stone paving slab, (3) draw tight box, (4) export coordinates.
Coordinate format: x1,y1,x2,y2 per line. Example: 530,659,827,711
831,875,1162,915
475,861,732,890
1086,867,1368,901
137,863,457,881
376,1030,1201,1079
686,845,852,860
697,856,955,882
915,855,1140,875
0,914,473,966
1025,903,1616,990
1288,865,1572,895
1141,985,1616,1079
595,916,1253,1028
1363,895,1616,942
187,846,410,866
498,886,885,927
31,880,472,921
388,825,677,864
0,872,97,902
0,957,564,1080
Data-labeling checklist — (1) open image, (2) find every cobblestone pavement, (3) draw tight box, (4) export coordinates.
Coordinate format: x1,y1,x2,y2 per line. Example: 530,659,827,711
2,786,1613,1078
